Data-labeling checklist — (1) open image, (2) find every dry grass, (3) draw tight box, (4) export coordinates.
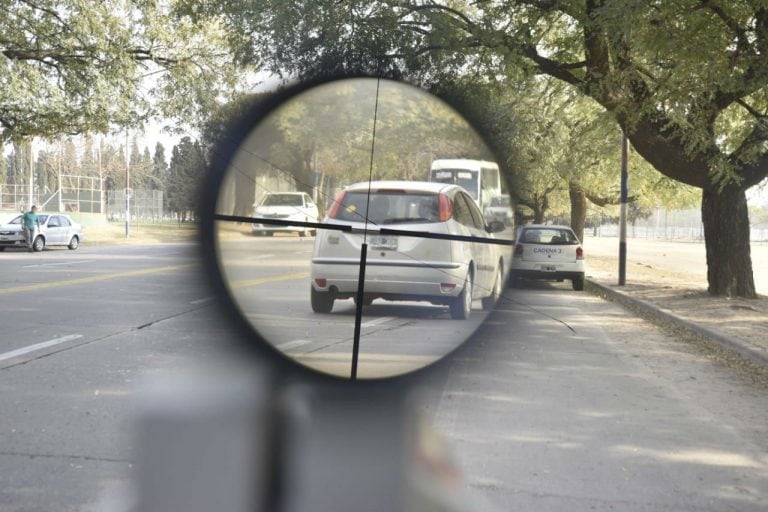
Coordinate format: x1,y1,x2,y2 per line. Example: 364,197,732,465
85,222,198,246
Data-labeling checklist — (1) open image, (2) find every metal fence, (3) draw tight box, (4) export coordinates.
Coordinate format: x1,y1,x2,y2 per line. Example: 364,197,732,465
0,184,40,211
106,189,164,221
1,175,103,213
593,208,768,242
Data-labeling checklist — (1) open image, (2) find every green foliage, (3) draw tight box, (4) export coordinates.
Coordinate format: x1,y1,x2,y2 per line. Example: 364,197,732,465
0,0,247,140
166,137,205,220
6,142,30,185
204,79,493,213
195,0,768,195
152,143,169,192
436,74,699,222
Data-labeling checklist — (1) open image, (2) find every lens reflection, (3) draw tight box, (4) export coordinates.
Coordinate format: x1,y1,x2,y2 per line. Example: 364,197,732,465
215,78,514,379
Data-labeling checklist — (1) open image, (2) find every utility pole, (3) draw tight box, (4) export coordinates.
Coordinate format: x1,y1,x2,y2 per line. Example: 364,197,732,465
28,139,34,208
97,136,104,215
57,139,63,212
618,131,629,286
125,130,130,239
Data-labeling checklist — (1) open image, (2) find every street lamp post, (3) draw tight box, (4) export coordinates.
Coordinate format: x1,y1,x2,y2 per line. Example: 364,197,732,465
28,139,35,209
125,130,130,239
619,131,629,286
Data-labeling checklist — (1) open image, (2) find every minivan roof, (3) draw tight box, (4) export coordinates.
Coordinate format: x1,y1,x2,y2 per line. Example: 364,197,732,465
344,180,456,194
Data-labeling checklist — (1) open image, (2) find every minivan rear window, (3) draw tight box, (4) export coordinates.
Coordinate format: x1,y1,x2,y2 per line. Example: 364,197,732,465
332,191,441,224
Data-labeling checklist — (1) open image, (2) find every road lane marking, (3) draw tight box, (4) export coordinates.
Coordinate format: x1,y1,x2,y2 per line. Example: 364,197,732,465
190,296,215,305
0,263,195,296
0,335,84,362
22,260,95,268
361,316,396,328
230,271,309,290
276,339,312,350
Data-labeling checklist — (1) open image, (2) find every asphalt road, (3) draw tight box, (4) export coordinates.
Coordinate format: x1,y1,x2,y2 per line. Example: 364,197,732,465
217,235,494,379
0,243,219,512
0,239,766,511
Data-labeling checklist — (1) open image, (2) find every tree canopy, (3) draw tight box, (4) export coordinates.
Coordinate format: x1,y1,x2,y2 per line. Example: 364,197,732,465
206,78,495,216
186,0,768,297
0,0,246,140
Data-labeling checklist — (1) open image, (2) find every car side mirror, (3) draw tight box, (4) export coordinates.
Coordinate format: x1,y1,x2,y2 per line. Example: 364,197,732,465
486,220,505,233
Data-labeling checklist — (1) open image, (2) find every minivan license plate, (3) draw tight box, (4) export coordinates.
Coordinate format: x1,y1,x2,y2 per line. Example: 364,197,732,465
370,236,397,250
541,265,557,272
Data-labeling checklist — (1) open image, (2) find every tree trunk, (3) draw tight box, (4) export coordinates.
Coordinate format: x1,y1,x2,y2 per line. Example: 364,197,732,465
533,207,545,224
701,185,756,298
569,182,587,243
234,169,255,216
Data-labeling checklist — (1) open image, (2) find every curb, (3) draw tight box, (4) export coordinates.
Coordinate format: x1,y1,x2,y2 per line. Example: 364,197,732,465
585,279,768,369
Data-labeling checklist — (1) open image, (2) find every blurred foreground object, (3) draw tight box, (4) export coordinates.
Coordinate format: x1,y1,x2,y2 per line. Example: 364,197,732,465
128,368,479,512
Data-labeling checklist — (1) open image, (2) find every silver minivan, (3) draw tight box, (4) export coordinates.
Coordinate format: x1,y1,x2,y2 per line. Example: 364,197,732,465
310,181,508,319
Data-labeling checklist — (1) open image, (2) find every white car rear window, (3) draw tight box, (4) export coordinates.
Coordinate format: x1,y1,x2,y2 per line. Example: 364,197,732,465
521,228,578,245
333,191,441,224
262,194,304,207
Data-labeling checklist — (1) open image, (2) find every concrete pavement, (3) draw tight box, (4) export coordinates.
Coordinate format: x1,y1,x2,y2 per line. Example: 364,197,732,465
423,281,768,511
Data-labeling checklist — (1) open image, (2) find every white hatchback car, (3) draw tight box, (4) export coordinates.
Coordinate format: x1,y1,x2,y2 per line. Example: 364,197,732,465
310,181,509,319
0,213,84,251
510,224,585,290
252,192,320,237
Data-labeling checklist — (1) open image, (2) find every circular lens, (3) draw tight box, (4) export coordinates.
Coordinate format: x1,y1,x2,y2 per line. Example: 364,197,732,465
212,78,514,380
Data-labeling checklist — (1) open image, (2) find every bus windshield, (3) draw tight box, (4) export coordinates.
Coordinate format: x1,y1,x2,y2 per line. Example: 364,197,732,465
430,169,479,200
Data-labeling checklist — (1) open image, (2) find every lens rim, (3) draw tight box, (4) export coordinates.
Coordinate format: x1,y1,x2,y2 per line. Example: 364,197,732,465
199,74,512,384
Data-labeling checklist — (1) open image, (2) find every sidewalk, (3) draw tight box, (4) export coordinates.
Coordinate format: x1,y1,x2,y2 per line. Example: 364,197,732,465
583,236,768,369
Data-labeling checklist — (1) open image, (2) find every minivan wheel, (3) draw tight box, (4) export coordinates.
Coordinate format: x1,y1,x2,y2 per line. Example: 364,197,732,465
33,236,45,252
482,266,503,311
572,277,584,291
450,274,473,320
68,236,79,250
311,286,334,313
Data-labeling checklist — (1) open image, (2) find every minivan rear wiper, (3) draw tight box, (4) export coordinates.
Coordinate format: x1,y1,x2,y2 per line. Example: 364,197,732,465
381,217,434,224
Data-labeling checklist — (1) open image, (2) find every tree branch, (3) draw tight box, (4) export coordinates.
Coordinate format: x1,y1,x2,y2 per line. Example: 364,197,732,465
518,42,585,87
584,0,611,81
698,0,753,57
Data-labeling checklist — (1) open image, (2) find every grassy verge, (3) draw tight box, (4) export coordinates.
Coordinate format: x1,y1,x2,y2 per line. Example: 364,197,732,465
85,222,198,246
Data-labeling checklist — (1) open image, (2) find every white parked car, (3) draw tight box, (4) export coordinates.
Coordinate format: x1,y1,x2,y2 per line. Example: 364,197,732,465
0,213,84,251
252,192,320,237
310,181,508,319
510,224,585,290
484,195,514,226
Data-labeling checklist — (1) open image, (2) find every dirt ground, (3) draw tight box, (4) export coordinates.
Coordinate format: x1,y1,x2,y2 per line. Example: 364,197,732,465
584,237,768,360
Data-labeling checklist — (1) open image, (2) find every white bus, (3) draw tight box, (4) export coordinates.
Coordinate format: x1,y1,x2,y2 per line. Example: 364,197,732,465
429,159,502,211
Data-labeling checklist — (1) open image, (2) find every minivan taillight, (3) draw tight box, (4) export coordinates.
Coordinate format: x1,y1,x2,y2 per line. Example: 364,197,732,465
326,191,347,219
438,193,453,222
576,246,584,260
514,244,523,258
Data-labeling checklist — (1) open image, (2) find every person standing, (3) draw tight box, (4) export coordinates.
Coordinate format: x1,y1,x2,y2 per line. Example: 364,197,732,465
22,205,40,252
